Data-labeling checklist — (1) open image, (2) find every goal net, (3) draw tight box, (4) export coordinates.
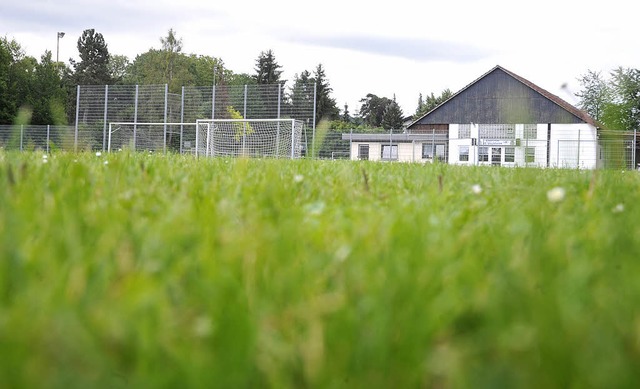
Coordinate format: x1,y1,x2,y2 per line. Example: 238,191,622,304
107,122,197,153
195,118,304,158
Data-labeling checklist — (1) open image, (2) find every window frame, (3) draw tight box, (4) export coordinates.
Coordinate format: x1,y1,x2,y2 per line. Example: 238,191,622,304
422,143,434,159
479,146,489,162
504,147,515,163
459,145,469,162
358,144,370,160
525,147,535,163
381,144,399,160
524,124,538,140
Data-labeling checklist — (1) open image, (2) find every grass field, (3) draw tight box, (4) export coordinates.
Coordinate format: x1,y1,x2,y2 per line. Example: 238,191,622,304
1,150,640,388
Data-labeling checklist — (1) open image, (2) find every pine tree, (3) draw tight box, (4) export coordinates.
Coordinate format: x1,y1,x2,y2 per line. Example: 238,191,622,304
72,29,112,85
314,63,339,122
342,103,351,122
253,50,282,84
291,70,313,117
382,97,404,130
416,93,424,117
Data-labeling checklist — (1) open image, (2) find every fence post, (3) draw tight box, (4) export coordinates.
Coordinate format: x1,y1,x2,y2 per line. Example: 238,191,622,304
312,82,317,159
412,140,415,162
577,129,581,168
46,125,50,153
432,128,436,163
180,86,184,154
242,85,248,155
20,124,23,151
290,119,295,159
74,85,80,152
390,128,393,160
211,80,216,120
476,124,480,166
133,85,139,151
276,84,282,156
163,84,168,154
633,128,637,170
102,85,108,152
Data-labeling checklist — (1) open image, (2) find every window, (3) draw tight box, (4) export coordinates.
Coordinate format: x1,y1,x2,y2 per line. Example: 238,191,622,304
524,124,537,139
459,145,469,161
381,144,398,160
505,147,515,163
423,143,447,161
422,143,434,159
358,144,369,160
525,147,535,163
479,147,489,162
458,124,471,138
479,124,515,139
435,144,447,162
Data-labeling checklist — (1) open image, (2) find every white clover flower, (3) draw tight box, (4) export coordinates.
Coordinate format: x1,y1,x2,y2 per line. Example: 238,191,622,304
471,184,482,194
193,316,212,338
294,174,304,183
612,203,625,213
104,160,109,165
42,154,48,159
95,151,102,157
547,187,566,203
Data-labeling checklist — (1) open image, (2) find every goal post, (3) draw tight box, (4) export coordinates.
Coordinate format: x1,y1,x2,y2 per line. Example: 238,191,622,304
195,118,304,159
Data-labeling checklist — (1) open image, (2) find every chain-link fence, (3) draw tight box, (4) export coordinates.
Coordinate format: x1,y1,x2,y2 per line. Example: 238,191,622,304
337,129,639,169
71,83,316,153
0,125,76,152
1,125,637,170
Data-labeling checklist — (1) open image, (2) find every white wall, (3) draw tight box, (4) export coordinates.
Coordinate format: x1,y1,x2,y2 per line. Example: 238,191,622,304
349,123,599,169
549,124,598,169
350,142,416,162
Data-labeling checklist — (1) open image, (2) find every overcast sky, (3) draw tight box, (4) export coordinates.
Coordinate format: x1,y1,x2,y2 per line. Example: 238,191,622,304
2,0,637,116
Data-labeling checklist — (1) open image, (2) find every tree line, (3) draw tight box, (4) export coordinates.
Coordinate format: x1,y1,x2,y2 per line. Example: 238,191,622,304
1,28,409,131
4,28,636,134
576,68,640,132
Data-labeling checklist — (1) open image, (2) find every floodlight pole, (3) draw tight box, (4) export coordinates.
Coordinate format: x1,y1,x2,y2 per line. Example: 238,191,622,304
56,32,65,63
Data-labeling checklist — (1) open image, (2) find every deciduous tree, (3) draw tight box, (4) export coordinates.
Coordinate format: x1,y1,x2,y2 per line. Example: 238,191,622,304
575,70,610,122
414,89,452,118
161,28,183,86
577,67,640,131
108,54,131,83
358,93,392,128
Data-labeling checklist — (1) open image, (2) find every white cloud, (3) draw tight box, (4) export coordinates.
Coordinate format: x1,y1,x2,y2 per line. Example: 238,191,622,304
2,0,638,116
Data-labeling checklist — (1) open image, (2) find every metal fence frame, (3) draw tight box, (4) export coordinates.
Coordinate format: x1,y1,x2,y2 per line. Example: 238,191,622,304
72,83,316,153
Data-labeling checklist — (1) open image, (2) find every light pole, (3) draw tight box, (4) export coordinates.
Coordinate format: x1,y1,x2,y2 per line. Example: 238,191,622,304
56,32,65,63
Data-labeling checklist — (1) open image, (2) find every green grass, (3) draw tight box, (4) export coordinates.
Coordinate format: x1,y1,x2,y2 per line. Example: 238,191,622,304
1,150,640,388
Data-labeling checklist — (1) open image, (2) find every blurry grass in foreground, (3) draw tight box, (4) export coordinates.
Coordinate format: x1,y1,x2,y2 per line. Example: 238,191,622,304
1,150,640,388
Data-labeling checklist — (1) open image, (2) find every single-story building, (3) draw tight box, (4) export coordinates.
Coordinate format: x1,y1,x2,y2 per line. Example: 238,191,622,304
343,65,601,168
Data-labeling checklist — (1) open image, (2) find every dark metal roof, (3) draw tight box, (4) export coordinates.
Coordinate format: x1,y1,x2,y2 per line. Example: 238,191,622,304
409,65,597,128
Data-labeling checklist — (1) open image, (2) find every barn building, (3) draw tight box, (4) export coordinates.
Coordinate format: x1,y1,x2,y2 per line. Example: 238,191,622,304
345,65,600,168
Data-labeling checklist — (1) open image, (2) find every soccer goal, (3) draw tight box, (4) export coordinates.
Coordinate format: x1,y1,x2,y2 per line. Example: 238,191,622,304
107,122,198,153
195,118,304,159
